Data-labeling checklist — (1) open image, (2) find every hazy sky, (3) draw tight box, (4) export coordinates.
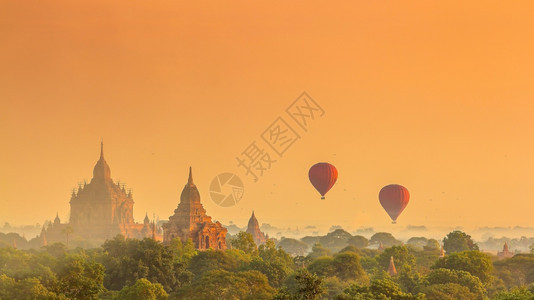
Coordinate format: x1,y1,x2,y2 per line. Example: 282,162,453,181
1,1,534,231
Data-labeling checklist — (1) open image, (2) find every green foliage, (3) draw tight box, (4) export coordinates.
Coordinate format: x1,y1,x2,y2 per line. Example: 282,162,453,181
55,254,106,299
339,245,360,254
339,277,423,300
319,230,353,253
422,283,477,300
248,256,291,288
3,230,534,299
169,238,196,263
398,265,423,294
407,237,429,250
275,268,325,300
230,232,258,255
115,278,167,300
370,232,402,248
322,276,350,300
442,231,479,253
493,285,534,300
0,274,59,300
178,269,274,299
332,253,368,283
432,250,493,285
360,256,380,275
278,238,309,256
307,252,368,283
412,248,441,272
259,239,293,268
45,243,68,259
0,233,29,250
307,243,332,260
294,255,313,269
308,256,335,278
247,240,293,287
187,249,240,278
424,239,441,251
424,268,485,299
493,254,534,288
301,236,322,248
347,236,369,249
0,247,58,289
100,235,191,292
376,246,416,272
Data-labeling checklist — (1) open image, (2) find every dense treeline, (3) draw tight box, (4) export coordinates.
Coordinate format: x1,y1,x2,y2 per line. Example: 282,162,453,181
1,230,534,299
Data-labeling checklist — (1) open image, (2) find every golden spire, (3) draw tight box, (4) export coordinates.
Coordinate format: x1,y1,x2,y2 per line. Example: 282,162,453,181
388,256,397,276
188,166,194,186
93,141,111,180
41,231,47,247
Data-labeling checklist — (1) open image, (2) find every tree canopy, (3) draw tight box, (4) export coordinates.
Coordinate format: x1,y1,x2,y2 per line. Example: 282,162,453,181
442,231,479,253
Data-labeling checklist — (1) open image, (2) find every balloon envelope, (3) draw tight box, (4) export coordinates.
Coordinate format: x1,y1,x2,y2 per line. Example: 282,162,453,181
308,162,338,199
379,184,409,223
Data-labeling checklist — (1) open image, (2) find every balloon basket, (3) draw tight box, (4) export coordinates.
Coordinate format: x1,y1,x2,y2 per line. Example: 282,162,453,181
392,221,397,224
321,196,325,200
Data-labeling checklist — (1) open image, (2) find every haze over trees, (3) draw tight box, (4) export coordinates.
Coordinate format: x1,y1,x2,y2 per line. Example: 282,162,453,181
0,230,533,299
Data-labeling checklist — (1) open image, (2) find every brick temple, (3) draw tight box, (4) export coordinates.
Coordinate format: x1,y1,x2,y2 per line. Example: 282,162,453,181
162,167,227,250
41,142,160,245
246,211,268,245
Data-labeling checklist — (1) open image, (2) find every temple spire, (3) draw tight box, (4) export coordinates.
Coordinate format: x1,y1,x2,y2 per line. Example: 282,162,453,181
188,166,194,186
144,212,150,225
246,210,267,245
93,141,111,180
388,256,397,276
41,231,47,247
152,213,156,240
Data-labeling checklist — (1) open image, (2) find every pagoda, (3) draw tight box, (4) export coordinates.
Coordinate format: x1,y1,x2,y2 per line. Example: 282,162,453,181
387,256,398,276
163,167,227,250
497,242,514,259
41,142,159,246
246,211,268,245
68,142,141,239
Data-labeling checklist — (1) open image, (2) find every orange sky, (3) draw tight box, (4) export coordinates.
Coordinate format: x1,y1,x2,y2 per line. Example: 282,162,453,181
1,1,534,231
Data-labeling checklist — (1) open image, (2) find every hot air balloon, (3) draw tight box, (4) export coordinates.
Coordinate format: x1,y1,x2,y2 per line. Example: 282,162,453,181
379,184,409,224
308,162,338,199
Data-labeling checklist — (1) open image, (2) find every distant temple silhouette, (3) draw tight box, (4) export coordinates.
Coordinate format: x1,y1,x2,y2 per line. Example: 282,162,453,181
246,211,268,246
41,142,161,246
497,242,514,259
162,167,227,250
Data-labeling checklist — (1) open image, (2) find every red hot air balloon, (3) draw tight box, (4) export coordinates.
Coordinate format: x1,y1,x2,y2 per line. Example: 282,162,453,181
308,163,338,199
379,184,409,224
